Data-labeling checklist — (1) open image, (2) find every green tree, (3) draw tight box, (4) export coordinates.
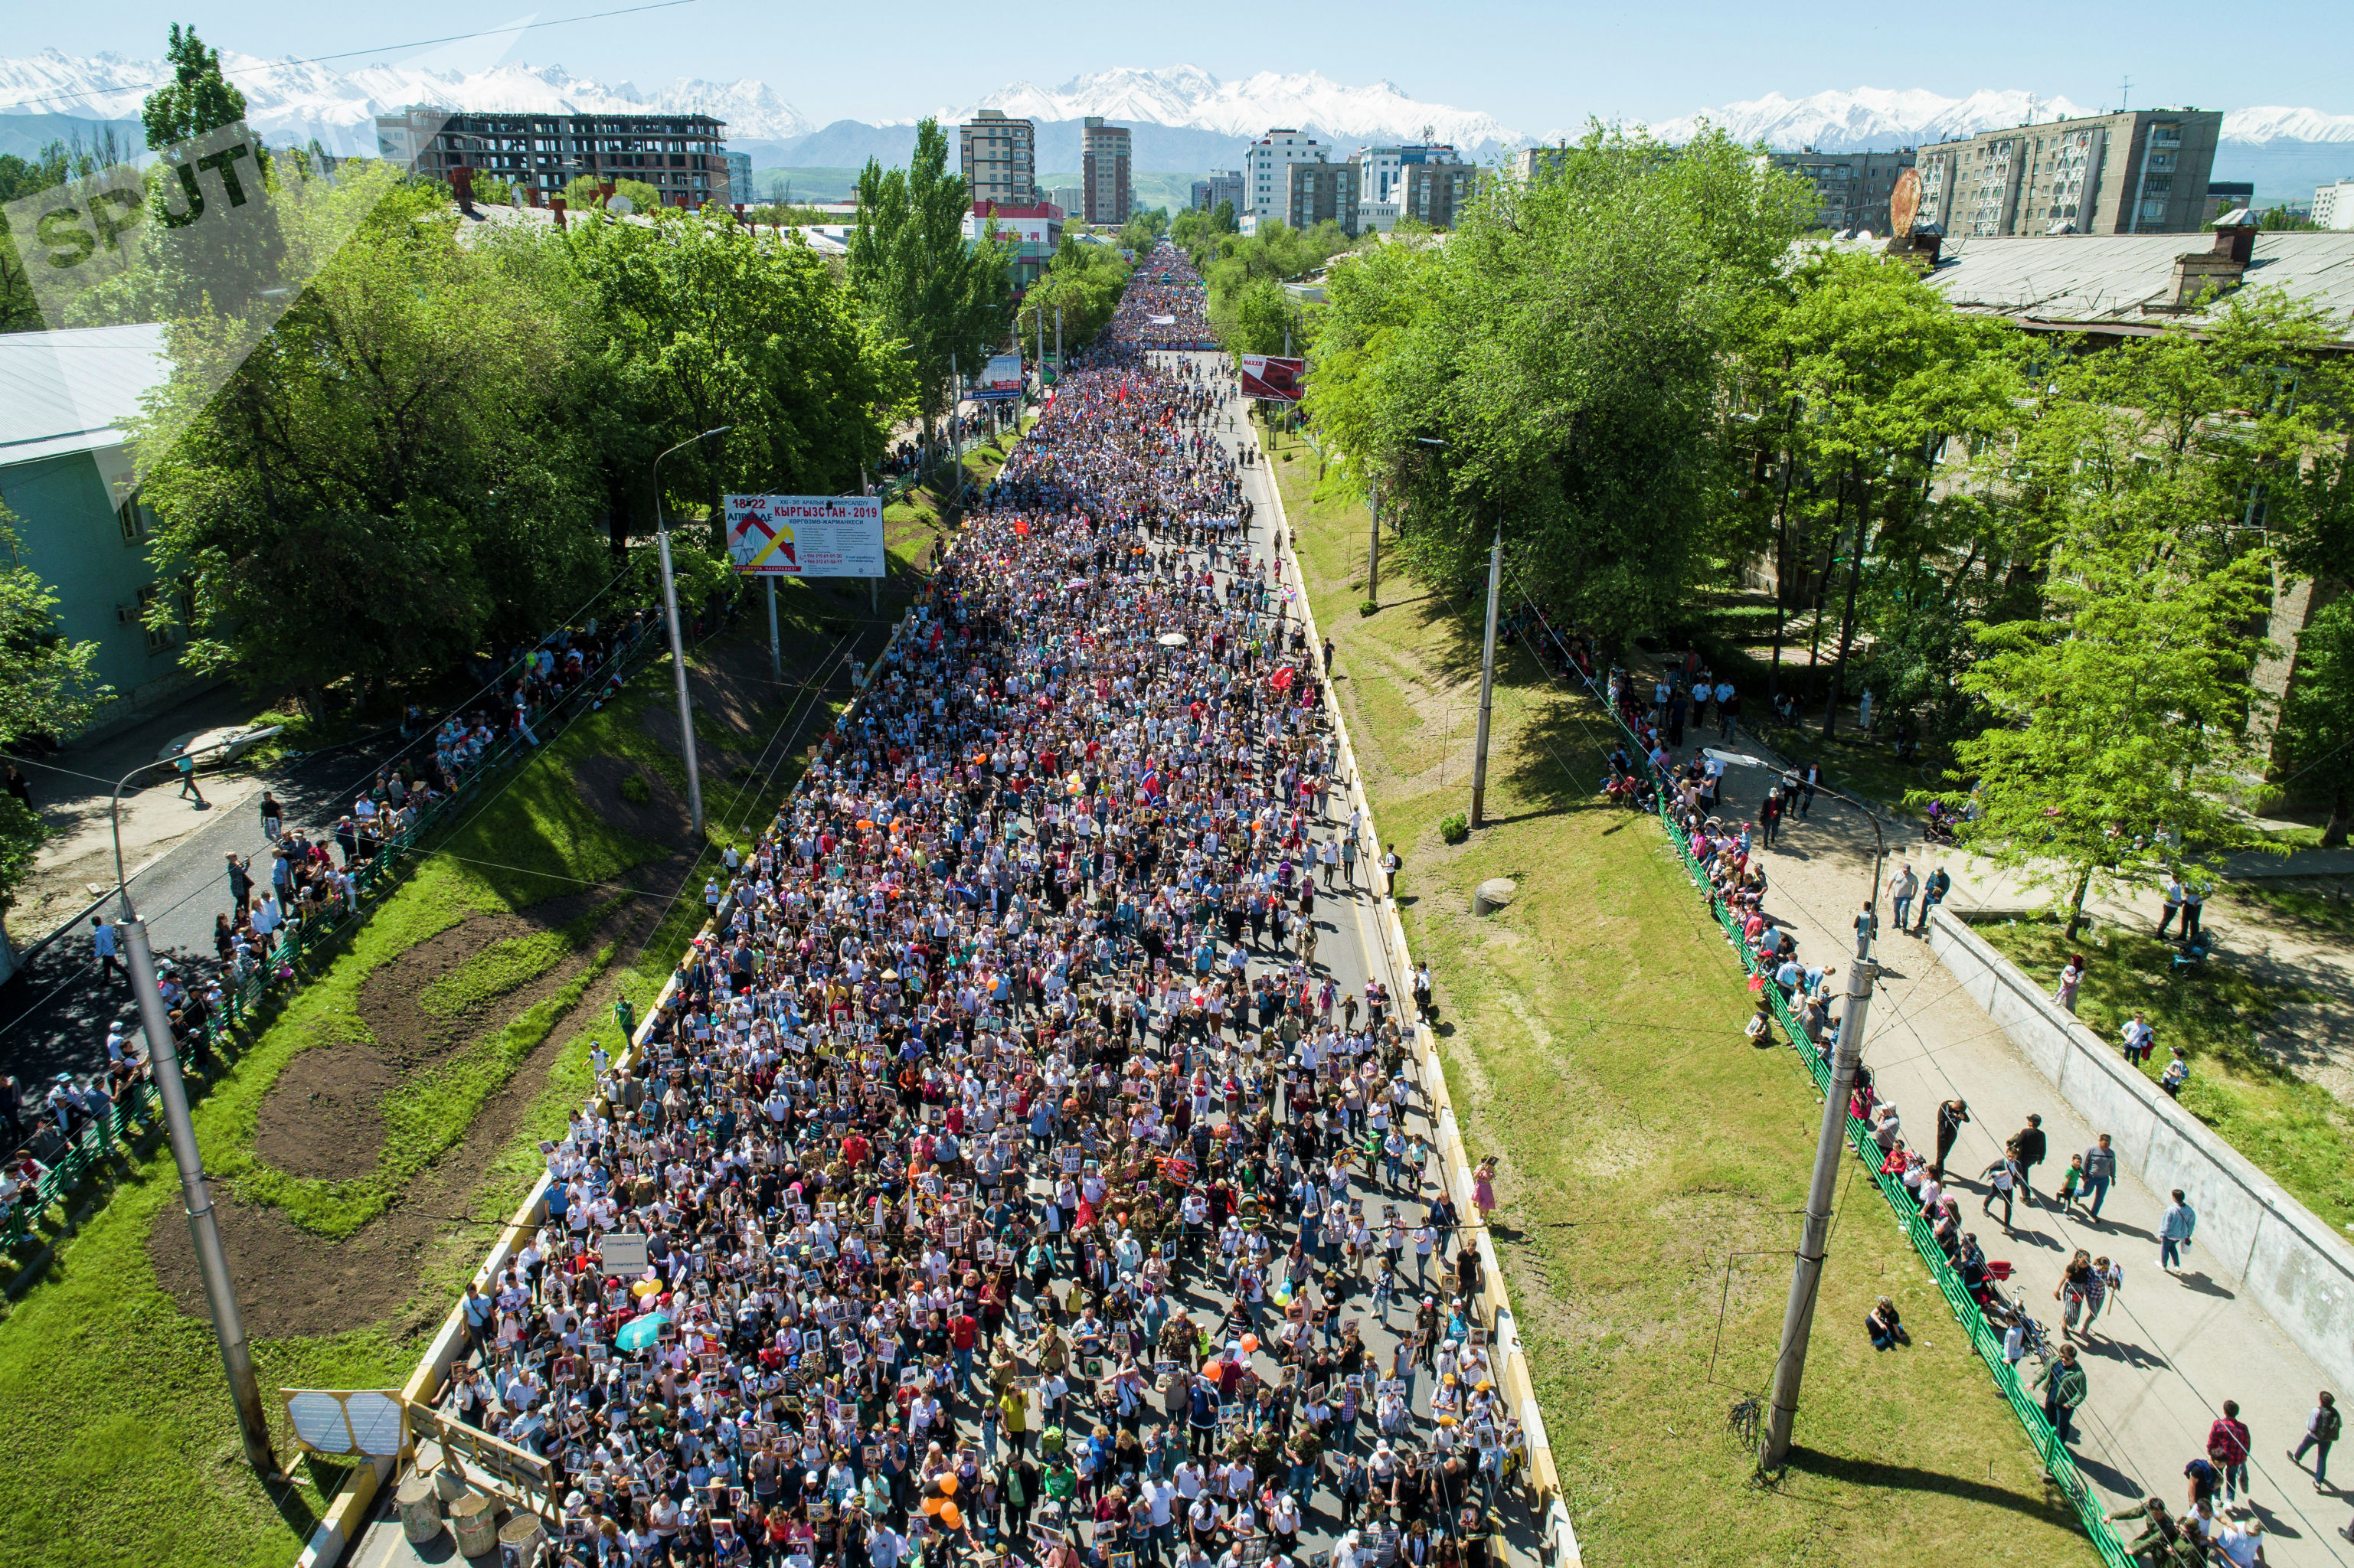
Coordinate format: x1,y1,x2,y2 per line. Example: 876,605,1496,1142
0,502,110,907
135,183,597,711
848,119,1012,439
1213,198,1237,234
1014,239,1131,357
141,24,249,149
1309,123,1814,644
1947,523,2274,935
549,205,907,548
1743,248,2016,735
2274,598,2354,846
562,173,664,213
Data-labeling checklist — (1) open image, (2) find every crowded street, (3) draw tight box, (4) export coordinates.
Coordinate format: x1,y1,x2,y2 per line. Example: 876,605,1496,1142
395,247,1535,1568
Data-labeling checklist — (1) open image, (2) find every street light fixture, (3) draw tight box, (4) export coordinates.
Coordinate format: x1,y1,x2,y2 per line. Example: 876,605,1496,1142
1704,746,1886,1474
110,724,283,1478
652,426,731,838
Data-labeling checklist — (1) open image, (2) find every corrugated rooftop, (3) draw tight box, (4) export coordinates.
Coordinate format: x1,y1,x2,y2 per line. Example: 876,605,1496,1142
0,323,171,469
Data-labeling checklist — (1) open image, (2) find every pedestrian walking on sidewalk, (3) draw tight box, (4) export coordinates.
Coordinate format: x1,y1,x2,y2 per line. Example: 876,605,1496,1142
1889,863,1920,933
2208,1401,2252,1508
2010,1114,2048,1204
174,750,204,805
2289,1390,2339,1488
2160,1189,2198,1271
1796,761,1819,818
90,915,121,984
2035,1344,2088,1444
260,789,283,841
1980,1153,2021,1229
2081,1134,2117,1220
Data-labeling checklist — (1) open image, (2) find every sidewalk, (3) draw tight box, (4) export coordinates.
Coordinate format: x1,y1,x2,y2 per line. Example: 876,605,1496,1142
5,684,263,949
1699,752,2354,1565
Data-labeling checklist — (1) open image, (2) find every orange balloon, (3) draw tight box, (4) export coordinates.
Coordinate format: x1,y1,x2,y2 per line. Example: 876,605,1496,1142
940,1503,964,1531
923,1497,945,1517
1240,1334,1259,1354
938,1475,958,1496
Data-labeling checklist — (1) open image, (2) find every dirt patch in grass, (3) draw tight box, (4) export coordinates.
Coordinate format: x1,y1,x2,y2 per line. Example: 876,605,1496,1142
253,891,622,1181
146,969,590,1340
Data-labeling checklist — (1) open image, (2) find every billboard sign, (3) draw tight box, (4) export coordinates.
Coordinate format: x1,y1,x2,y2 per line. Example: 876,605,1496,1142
1239,354,1306,403
725,495,886,577
973,352,1025,401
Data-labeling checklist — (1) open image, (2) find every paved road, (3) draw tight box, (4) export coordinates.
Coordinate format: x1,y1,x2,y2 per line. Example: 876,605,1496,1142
0,724,414,1086
355,350,1542,1568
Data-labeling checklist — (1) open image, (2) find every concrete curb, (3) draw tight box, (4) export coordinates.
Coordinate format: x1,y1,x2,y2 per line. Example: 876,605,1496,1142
1254,418,1581,1568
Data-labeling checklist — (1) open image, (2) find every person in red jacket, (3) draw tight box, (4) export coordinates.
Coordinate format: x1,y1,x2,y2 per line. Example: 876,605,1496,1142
2209,1400,2254,1508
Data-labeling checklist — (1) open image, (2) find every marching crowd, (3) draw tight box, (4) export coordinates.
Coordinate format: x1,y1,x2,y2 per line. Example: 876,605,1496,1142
441,246,1524,1568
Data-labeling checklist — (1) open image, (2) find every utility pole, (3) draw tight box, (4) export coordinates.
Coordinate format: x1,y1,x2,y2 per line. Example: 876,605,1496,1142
653,426,728,838
1470,522,1502,828
1365,479,1380,606
125,916,279,1475
1761,930,1880,1472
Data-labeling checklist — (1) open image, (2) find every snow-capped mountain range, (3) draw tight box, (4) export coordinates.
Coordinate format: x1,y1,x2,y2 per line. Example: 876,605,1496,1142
946,67,1523,149
1646,86,2354,151
4,49,2349,181
0,47,816,151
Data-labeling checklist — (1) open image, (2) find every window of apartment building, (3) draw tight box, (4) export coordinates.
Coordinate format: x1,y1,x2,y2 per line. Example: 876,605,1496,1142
135,583,174,655
116,492,150,546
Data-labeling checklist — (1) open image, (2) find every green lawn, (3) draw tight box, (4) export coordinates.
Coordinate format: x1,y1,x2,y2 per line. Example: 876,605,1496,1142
1975,917,2354,1232
0,610,846,1568
1270,430,2094,1567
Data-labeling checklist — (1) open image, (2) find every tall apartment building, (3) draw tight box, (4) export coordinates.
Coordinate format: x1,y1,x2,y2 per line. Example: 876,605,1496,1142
1914,109,2223,237
1283,161,1363,236
1767,148,1917,234
374,108,727,205
1081,116,1133,225
1245,129,1327,223
960,109,1038,209
1356,143,1460,205
1048,185,1085,218
1191,169,1244,214
724,151,753,206
2316,178,2354,230
1398,162,1478,230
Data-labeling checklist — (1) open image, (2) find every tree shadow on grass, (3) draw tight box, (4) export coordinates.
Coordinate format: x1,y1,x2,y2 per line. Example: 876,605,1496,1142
1778,1448,2088,1524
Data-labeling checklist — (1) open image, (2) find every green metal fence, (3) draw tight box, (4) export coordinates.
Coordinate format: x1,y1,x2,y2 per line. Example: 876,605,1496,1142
1653,802,2131,1564
0,622,669,1257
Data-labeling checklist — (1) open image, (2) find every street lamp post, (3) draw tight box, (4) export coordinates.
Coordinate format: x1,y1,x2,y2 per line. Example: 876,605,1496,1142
111,726,282,1478
1704,748,1887,1473
652,426,731,839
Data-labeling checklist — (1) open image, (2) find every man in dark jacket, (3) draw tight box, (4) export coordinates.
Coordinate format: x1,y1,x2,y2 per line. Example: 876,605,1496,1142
2011,1114,2048,1206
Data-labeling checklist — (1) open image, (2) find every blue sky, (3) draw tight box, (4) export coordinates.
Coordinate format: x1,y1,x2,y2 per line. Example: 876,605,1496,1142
15,0,2348,129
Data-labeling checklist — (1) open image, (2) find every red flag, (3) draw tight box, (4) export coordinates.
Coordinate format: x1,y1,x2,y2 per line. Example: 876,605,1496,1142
1270,665,1295,693
1015,518,1029,535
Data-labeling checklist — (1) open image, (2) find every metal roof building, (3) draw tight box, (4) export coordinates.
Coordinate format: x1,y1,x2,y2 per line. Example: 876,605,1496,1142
1830,228,2354,346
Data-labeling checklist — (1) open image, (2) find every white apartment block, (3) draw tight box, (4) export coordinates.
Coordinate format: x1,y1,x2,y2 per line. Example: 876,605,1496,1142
2316,178,2354,230
1244,129,1327,223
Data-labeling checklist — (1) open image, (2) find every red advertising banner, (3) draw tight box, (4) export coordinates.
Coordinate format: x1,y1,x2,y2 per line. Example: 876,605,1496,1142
1238,354,1305,403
